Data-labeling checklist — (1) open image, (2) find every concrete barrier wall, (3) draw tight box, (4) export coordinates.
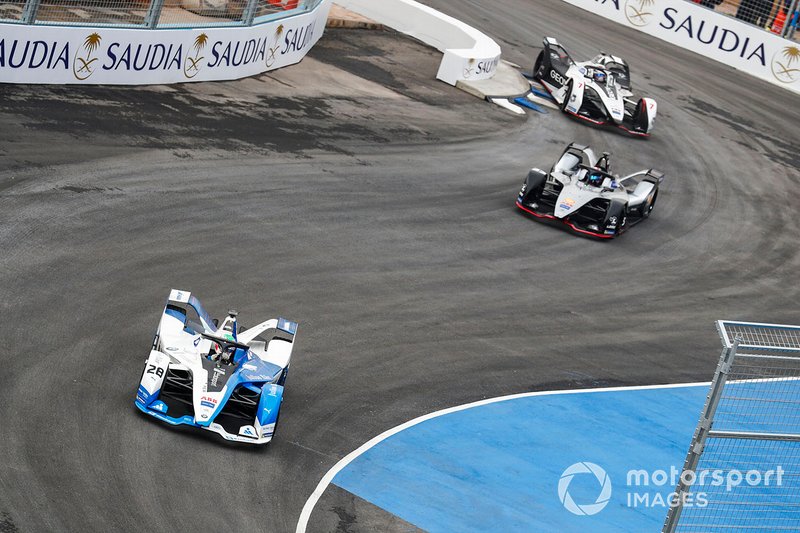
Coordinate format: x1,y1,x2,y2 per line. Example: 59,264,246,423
334,0,501,85
561,0,800,95
0,0,331,84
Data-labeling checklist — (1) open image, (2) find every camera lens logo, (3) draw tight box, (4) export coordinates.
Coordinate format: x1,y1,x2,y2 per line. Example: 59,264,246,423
558,462,613,516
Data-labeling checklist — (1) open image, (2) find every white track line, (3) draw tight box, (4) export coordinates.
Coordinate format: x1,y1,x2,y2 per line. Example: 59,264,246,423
487,97,525,115
295,380,710,532
526,92,559,110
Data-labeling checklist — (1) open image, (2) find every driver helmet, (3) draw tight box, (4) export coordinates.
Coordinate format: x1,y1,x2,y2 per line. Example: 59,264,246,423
588,171,604,187
593,70,607,84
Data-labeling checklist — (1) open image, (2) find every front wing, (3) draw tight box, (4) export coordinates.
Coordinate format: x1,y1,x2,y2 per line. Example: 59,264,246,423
135,354,284,445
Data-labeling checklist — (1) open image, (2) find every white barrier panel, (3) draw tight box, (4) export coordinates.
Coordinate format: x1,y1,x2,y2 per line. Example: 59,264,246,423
0,0,331,84
561,0,800,94
335,0,501,85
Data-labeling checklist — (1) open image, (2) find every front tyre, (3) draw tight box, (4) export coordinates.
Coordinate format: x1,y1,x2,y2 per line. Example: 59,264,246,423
277,367,288,387
561,80,573,112
620,207,628,233
633,98,656,133
271,410,281,440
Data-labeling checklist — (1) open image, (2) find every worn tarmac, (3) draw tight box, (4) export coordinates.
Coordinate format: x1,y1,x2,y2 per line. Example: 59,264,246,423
0,1,798,532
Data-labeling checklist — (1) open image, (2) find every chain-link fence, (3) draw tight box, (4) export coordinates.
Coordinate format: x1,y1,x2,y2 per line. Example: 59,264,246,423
690,0,800,41
663,321,800,532
4,0,321,27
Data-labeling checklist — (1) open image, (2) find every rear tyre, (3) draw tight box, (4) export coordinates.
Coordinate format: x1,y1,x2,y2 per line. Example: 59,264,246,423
533,50,544,79
633,99,649,132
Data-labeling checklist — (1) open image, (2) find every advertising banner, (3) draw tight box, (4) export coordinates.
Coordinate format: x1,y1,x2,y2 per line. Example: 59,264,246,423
0,0,330,84
560,0,800,94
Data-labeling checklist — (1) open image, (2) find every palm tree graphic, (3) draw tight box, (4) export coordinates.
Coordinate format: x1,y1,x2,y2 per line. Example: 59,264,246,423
185,33,208,77
194,33,208,54
84,33,101,55
627,0,654,25
267,24,284,67
74,32,101,80
774,46,800,81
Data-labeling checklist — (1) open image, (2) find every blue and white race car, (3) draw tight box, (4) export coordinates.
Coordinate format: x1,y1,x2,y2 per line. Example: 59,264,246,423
135,289,298,444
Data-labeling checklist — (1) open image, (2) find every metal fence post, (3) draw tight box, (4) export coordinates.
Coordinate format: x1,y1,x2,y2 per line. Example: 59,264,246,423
241,0,259,26
783,0,799,38
662,339,739,533
144,0,166,28
21,0,41,23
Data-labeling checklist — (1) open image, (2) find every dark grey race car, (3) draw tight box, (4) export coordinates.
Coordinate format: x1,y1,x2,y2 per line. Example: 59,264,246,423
516,143,664,238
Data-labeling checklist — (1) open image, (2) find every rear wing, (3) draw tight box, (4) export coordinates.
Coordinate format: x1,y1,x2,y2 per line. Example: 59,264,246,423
164,289,216,333
550,143,598,175
239,318,298,368
238,318,298,345
619,168,664,184
543,37,576,68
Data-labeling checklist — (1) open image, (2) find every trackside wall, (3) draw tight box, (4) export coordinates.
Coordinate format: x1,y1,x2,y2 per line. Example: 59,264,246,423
0,0,331,84
334,0,501,86
560,0,800,95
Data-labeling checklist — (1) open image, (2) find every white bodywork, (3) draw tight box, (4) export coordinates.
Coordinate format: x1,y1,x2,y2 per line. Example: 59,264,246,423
550,148,658,217
539,38,657,133
138,289,296,444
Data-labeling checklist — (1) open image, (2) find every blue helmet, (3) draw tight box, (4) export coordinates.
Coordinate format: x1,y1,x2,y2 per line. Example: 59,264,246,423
588,171,603,186
593,70,607,84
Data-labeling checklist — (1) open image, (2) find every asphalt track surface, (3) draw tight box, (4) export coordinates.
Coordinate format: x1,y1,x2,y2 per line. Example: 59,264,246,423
0,0,798,531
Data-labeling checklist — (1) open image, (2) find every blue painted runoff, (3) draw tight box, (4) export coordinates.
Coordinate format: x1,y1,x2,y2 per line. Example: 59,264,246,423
333,385,712,532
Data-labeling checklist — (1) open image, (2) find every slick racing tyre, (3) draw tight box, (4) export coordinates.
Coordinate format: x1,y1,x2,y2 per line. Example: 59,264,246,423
533,50,544,79
633,99,649,132
561,80,573,112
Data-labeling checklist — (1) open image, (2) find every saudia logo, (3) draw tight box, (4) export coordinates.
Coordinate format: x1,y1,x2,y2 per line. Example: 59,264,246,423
266,24,284,68
594,1,768,67
207,21,315,69
463,58,476,79
625,0,655,27
659,7,766,66
73,32,101,80
0,39,70,70
463,57,499,79
184,33,207,79
772,46,800,84
0,18,316,78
